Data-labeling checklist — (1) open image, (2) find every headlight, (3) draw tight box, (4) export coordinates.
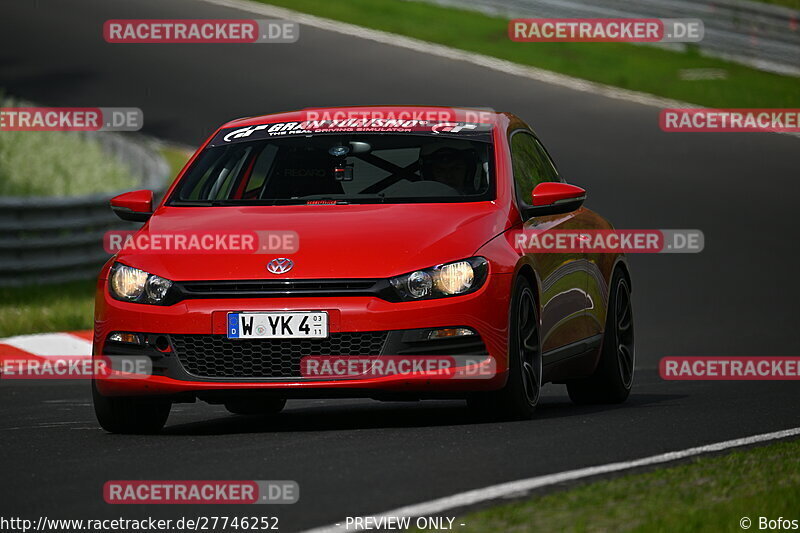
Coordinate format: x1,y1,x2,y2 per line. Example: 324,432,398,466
146,275,172,301
109,263,173,305
435,261,475,295
407,270,433,298
389,257,488,301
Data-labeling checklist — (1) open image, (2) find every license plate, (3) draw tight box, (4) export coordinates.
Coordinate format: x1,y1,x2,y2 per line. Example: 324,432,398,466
227,312,328,339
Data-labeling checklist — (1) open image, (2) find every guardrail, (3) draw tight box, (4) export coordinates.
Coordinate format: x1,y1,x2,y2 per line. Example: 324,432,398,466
0,133,170,287
419,0,800,76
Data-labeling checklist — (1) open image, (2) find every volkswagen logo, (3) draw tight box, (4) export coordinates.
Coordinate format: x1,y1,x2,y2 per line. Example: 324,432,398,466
267,257,294,275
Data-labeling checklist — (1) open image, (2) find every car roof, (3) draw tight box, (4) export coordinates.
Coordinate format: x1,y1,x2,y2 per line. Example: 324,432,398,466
220,105,519,130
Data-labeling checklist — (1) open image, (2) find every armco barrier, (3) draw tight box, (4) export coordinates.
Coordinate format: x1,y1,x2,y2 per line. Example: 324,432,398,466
0,133,170,287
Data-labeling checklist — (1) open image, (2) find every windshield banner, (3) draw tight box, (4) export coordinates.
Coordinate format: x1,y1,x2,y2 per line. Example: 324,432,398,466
210,119,493,146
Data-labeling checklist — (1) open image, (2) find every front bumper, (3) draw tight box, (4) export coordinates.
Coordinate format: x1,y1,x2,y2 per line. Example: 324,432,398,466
93,273,513,398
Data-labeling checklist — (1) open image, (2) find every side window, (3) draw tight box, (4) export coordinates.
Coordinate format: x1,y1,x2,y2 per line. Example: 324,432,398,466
510,131,559,205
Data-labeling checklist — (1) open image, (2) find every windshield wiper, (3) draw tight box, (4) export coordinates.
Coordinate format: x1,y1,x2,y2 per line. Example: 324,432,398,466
172,200,276,206
171,200,214,206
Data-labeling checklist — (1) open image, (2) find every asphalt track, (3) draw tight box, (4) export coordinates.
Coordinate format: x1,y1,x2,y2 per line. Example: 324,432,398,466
1,1,799,531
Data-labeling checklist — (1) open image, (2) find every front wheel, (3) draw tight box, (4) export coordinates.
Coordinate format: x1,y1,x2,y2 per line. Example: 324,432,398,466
567,271,634,404
468,277,542,420
92,380,171,434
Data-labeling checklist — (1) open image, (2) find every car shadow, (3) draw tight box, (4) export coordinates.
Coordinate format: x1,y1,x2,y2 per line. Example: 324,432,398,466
159,392,685,436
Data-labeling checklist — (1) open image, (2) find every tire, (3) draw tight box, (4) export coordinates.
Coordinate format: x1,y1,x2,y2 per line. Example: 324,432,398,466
468,277,542,420
567,270,634,404
225,398,286,416
92,380,171,434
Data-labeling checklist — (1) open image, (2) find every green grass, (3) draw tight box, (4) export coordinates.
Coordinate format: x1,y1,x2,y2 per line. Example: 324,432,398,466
0,98,138,197
157,143,194,184
259,0,800,108
754,0,800,9
0,280,96,337
0,96,192,198
423,439,800,533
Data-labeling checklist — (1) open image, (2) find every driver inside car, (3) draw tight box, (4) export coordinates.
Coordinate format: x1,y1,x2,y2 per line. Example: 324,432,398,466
419,141,478,194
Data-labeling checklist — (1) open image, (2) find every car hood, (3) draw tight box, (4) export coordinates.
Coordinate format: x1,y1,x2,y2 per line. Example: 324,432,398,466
116,203,511,280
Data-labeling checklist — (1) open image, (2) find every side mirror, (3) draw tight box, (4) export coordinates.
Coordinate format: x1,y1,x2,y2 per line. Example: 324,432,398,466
522,182,586,219
110,190,153,222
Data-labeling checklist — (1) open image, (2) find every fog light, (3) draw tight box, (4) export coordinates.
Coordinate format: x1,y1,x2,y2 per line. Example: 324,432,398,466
108,332,142,345
154,336,170,352
428,328,475,340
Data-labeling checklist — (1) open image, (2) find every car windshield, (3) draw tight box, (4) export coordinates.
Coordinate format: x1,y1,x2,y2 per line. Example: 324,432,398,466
169,134,494,205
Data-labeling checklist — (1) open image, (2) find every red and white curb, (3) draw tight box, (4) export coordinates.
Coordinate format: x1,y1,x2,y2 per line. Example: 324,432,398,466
0,331,92,362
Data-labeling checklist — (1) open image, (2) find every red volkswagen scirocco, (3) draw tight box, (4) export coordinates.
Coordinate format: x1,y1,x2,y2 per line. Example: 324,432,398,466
93,106,633,433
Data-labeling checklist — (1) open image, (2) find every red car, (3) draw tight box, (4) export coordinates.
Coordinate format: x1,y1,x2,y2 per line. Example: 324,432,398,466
93,106,634,433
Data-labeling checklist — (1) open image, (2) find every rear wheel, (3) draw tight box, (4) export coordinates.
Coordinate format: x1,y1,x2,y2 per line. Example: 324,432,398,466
567,271,634,404
92,380,171,434
225,398,286,416
468,277,541,420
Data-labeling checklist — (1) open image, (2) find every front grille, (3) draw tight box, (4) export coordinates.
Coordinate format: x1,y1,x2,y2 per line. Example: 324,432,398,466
171,332,389,379
170,279,396,302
